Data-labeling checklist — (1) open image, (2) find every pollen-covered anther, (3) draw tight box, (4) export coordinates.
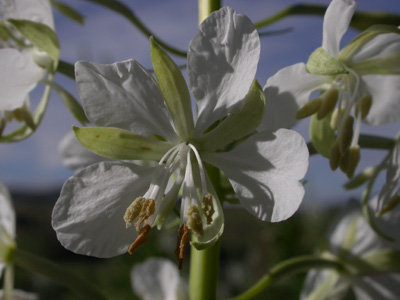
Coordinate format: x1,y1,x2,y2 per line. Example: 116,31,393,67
355,95,372,120
186,204,204,236
317,88,339,120
296,97,322,119
128,224,151,255
175,223,190,270
201,194,215,225
124,197,145,228
339,115,354,154
134,199,155,231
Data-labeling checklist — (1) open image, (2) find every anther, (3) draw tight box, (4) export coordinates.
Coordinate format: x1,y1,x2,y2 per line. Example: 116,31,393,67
377,195,400,217
330,107,344,130
134,199,155,231
345,145,360,179
317,88,339,120
128,225,151,255
355,95,372,120
296,97,322,119
201,194,215,225
175,223,190,270
339,115,354,154
124,197,145,228
329,141,341,171
187,204,204,236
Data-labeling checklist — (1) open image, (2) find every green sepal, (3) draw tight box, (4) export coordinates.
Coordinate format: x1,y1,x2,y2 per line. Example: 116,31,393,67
7,19,60,69
339,25,400,64
343,166,378,190
309,110,335,158
41,79,89,125
199,80,266,152
50,0,85,25
306,47,348,75
0,77,52,143
73,126,173,161
150,37,194,139
361,249,400,273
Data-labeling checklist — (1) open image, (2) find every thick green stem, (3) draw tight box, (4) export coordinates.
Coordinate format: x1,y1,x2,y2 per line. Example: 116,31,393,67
189,239,220,300
13,248,108,300
198,0,221,24
225,255,344,300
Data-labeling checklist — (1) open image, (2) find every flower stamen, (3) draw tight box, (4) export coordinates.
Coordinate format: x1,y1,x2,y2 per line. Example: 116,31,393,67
128,224,151,255
175,223,190,270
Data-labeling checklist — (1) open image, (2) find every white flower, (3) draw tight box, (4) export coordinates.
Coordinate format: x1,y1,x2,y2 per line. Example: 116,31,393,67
0,180,16,275
301,201,400,300
52,7,308,263
0,0,55,111
264,0,400,177
377,138,400,216
131,258,188,300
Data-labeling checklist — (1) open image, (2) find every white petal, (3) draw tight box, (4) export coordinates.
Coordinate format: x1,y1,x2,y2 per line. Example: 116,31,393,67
261,63,327,131
2,0,54,29
0,289,38,300
188,7,260,135
58,131,112,172
131,258,187,300
300,270,346,300
362,75,400,125
0,49,44,111
322,0,356,57
52,162,155,258
203,129,308,222
350,33,400,65
75,60,177,141
352,274,400,300
0,181,15,240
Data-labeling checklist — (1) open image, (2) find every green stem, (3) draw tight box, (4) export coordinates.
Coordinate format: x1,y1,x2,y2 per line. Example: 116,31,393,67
308,134,395,155
3,264,14,300
225,255,344,300
13,248,108,300
83,0,186,57
198,0,221,24
189,239,220,300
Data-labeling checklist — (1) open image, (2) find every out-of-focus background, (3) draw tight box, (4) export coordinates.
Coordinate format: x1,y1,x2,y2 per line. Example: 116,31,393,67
2,0,400,299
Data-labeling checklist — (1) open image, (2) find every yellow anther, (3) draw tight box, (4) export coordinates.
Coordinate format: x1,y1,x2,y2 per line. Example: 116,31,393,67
124,197,145,228
186,204,204,237
296,97,322,119
345,145,360,179
317,88,339,120
355,95,372,120
329,141,341,171
330,107,345,130
339,115,354,154
134,199,155,231
201,194,215,225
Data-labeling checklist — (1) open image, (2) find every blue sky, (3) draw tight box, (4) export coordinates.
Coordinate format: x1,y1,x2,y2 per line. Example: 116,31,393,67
1,0,399,208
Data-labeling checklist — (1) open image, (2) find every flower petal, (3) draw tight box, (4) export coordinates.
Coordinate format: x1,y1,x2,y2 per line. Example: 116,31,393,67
188,7,260,135
58,131,111,172
3,0,54,29
0,49,44,111
131,258,187,300
350,32,400,67
352,274,400,300
203,129,308,222
261,63,327,131
52,162,155,258
0,181,15,239
322,0,356,57
75,60,177,141
362,74,400,125
300,270,345,300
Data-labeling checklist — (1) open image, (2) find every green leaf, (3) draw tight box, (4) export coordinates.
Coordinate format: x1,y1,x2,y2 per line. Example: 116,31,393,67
41,79,89,125
50,0,85,25
8,19,60,65
339,25,400,64
309,111,335,158
199,80,266,152
0,21,12,41
306,47,348,75
150,38,194,139
0,79,52,143
73,126,173,161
